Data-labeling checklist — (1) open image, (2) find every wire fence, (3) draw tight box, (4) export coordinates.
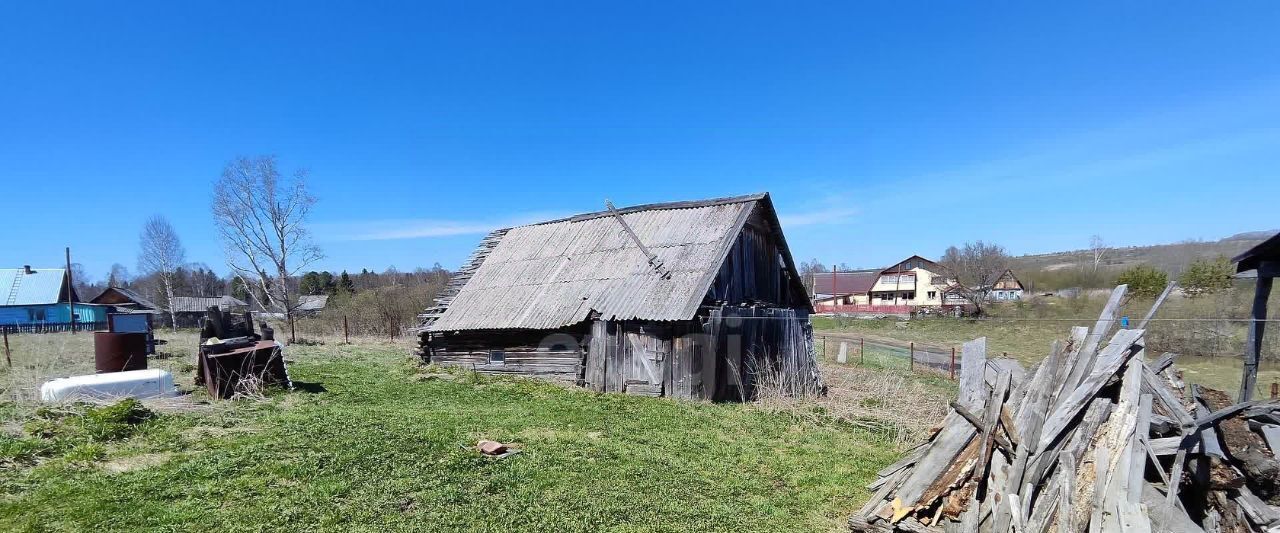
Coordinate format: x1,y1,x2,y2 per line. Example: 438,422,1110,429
815,334,962,379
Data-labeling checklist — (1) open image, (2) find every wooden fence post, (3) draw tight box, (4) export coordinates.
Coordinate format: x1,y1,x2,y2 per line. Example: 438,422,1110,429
343,316,350,344
860,338,865,365
950,346,956,381
3,326,10,369
1272,382,1278,400
910,342,915,371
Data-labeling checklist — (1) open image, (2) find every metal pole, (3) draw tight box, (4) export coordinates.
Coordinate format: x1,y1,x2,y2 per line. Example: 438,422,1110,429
821,335,826,360
910,342,915,371
860,338,865,365
950,346,956,380
66,247,76,334
343,315,350,344
3,326,10,369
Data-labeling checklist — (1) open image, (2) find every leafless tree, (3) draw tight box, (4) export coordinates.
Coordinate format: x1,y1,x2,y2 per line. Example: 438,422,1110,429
939,241,1010,315
1089,234,1109,273
107,263,131,288
138,215,186,331
212,155,323,341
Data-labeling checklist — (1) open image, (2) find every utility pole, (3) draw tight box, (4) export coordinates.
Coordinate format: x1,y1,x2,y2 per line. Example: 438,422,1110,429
66,247,76,334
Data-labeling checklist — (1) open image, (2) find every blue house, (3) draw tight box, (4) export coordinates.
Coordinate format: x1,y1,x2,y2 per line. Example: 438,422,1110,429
0,265,111,330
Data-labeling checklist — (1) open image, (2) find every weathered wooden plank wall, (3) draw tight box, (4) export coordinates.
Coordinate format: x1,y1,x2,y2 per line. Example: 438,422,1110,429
425,325,589,383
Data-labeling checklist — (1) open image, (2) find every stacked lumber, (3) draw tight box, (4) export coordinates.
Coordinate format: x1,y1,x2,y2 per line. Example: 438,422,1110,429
851,285,1280,533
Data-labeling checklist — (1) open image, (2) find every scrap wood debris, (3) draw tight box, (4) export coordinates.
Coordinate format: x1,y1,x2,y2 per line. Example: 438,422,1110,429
851,284,1280,533
473,440,521,459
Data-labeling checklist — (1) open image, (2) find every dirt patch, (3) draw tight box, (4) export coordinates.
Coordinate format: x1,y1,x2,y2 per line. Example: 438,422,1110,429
101,452,173,474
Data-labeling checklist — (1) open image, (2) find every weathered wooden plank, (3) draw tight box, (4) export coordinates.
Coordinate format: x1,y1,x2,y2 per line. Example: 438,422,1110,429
875,441,930,480
1149,435,1201,456
1150,352,1177,375
1038,329,1144,454
994,340,1062,533
1127,393,1152,504
1059,285,1127,397
892,338,988,511
1136,282,1176,330
962,370,1012,525
1260,424,1280,454
1141,364,1194,428
1048,327,1089,409
1088,446,1110,533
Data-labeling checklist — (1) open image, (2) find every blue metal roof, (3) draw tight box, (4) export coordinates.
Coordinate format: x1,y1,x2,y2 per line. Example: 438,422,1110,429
0,268,69,305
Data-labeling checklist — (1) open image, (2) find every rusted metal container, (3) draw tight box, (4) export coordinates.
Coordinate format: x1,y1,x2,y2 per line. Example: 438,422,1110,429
94,332,148,373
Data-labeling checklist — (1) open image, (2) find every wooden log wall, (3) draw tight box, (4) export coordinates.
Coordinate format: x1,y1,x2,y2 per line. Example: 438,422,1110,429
425,325,589,384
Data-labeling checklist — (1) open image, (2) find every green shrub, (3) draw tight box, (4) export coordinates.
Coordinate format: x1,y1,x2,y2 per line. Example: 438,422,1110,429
1117,265,1168,299
1179,255,1235,297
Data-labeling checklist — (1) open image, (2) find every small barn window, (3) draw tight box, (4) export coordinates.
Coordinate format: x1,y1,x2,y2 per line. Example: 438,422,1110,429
488,350,505,365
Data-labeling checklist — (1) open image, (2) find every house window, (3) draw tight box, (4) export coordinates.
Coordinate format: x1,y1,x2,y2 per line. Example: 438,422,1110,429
927,291,937,299
904,292,915,300
488,350,506,365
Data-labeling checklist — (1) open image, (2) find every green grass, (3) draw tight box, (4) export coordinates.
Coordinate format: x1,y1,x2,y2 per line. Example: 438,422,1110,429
1,339,897,532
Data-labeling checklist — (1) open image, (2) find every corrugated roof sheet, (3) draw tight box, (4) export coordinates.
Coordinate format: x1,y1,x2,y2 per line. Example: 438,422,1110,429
0,268,68,305
89,286,159,310
170,296,248,313
812,271,879,296
297,295,329,312
428,195,760,331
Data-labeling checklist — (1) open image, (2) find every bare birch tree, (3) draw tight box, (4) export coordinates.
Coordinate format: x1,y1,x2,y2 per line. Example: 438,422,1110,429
939,241,1010,315
1089,234,1109,273
138,216,186,331
212,155,323,341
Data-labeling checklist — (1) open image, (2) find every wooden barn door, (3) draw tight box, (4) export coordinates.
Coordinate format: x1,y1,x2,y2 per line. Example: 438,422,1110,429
622,323,668,397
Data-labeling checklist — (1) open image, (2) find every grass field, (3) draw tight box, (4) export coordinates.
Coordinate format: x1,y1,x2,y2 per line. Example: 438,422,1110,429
813,313,1280,399
0,333,918,532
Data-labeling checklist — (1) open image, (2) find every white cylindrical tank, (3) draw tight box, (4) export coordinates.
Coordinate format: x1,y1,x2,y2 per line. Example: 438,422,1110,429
40,369,177,403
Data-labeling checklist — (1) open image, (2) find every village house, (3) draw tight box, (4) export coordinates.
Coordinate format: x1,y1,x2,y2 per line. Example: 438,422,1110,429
418,193,821,401
812,257,1025,313
811,256,958,311
0,266,111,331
89,286,160,313
985,269,1026,302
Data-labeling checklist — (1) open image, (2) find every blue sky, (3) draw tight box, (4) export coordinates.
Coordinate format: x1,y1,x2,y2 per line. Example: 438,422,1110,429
2,2,1278,280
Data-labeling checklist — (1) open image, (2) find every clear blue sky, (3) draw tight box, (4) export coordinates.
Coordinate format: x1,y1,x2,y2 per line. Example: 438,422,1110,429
3,2,1278,280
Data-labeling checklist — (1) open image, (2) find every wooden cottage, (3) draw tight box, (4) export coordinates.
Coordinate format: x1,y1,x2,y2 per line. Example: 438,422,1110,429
417,193,821,400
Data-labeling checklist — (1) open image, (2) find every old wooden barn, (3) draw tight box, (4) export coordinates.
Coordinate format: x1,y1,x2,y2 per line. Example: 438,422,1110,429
417,193,821,400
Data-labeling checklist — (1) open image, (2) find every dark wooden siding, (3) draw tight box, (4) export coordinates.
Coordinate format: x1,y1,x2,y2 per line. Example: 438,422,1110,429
426,325,588,383
707,206,796,307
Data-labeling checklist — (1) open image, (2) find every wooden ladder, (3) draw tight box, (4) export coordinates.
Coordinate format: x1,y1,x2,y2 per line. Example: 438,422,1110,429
4,272,21,305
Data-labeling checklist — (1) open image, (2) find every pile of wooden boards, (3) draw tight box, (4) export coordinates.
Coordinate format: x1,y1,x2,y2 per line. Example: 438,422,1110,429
851,285,1280,532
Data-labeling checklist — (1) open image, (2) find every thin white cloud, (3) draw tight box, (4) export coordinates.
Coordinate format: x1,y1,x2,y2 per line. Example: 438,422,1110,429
315,211,568,241
779,205,860,227
777,191,860,227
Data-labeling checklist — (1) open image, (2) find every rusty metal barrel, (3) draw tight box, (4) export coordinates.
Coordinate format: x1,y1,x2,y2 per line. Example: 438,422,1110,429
94,332,148,373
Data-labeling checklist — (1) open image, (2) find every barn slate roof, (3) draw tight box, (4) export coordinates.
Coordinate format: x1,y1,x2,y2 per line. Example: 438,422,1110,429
1234,231,1280,273
0,268,71,306
89,286,159,310
170,295,249,313
812,271,880,296
427,193,807,332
